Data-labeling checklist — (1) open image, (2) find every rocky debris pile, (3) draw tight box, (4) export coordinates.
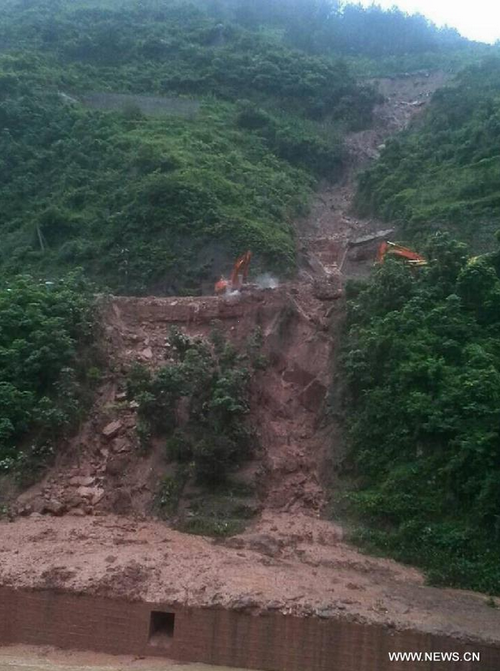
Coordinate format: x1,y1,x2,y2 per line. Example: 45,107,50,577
298,241,345,301
312,270,343,300
14,413,139,519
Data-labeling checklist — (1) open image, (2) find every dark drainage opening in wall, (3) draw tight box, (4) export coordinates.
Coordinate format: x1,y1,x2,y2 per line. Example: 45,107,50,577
149,611,175,648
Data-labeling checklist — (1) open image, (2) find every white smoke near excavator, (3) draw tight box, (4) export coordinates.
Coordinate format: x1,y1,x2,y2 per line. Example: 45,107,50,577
255,273,279,290
214,252,279,296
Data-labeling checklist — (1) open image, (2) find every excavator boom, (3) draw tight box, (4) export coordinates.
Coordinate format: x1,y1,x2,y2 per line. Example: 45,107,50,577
378,241,427,266
215,251,252,294
230,251,252,288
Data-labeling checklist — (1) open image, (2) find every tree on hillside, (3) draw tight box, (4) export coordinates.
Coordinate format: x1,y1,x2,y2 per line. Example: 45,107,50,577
206,0,467,55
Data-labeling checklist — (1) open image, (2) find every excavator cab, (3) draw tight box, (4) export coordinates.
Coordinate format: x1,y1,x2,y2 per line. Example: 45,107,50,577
215,277,228,295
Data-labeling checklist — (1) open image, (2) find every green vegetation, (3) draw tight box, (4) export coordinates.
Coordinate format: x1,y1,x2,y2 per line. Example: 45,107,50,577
0,76,317,295
0,273,97,482
204,1,468,56
341,234,500,594
204,1,487,77
0,0,474,61
156,468,190,517
128,325,263,535
2,0,484,294
5,0,500,584
0,0,386,295
0,82,320,294
344,48,491,79
128,326,257,484
176,482,256,537
336,26,500,597
357,58,500,251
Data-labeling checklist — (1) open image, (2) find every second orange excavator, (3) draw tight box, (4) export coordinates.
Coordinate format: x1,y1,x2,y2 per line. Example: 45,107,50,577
377,241,427,267
215,251,252,295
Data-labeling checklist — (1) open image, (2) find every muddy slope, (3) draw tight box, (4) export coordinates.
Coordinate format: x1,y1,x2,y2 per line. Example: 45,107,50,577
1,514,500,645
298,71,450,279
13,285,334,520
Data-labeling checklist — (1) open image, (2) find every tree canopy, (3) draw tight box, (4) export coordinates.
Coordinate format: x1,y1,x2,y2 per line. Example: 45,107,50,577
0,274,96,480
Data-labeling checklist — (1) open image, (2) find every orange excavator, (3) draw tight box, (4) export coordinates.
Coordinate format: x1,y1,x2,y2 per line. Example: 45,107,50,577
377,241,427,267
215,250,252,295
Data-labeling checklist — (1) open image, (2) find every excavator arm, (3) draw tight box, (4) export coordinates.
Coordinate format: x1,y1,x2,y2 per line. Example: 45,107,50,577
215,251,252,294
378,241,427,267
231,251,252,288
230,251,252,288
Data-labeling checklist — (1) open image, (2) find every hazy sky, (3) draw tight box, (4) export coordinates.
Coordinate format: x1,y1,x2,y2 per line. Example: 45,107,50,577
357,0,499,44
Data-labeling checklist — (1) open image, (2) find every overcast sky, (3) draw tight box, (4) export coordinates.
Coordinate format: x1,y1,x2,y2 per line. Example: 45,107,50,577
356,0,499,44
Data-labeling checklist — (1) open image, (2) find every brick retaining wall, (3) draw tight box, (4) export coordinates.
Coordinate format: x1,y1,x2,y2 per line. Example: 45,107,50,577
0,588,499,670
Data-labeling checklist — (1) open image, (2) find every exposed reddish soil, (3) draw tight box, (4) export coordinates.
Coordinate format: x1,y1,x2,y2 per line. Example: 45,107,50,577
4,71,498,646
11,73,449,523
13,285,334,519
1,514,500,644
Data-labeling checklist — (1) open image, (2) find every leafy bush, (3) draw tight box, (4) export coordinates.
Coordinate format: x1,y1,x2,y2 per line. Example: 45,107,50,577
0,1,378,118
0,273,96,478
156,467,190,517
0,88,308,294
176,483,255,537
236,101,345,178
129,326,260,485
341,234,500,594
166,429,194,463
199,1,470,58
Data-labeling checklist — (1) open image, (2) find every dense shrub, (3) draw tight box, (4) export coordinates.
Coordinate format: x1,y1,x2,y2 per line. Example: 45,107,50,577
0,1,379,119
236,101,345,179
0,88,308,294
341,234,500,594
8,0,474,295
128,327,260,485
199,1,469,58
0,0,385,294
0,273,96,477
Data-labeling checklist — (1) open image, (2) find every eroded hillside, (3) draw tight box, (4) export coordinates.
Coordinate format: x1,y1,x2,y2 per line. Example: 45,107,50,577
6,76,498,646
8,73,447,525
